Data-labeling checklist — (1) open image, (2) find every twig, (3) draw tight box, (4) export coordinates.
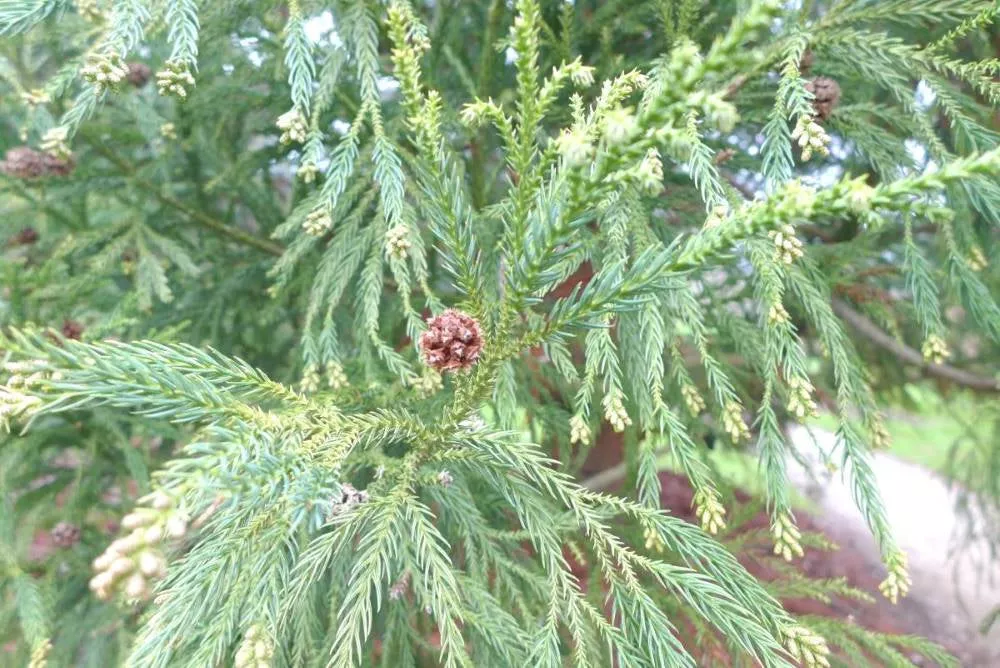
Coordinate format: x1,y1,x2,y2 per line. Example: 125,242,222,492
832,298,1000,393
580,460,630,492
82,136,285,257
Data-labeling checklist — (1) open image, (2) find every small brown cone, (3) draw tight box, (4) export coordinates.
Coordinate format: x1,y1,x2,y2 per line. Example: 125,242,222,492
61,319,84,340
805,76,840,121
51,522,81,548
799,50,815,75
0,147,73,179
126,62,152,88
419,309,483,372
11,227,39,246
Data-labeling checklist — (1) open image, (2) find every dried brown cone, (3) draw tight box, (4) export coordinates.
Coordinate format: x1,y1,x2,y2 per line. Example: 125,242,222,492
61,319,84,340
799,50,815,76
805,76,840,121
51,522,82,548
0,147,73,179
419,309,483,372
714,148,737,165
10,227,39,247
126,62,152,87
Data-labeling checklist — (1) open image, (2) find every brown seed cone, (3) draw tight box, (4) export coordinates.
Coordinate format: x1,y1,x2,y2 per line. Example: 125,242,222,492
419,309,483,372
11,227,39,246
61,319,84,340
51,522,81,548
799,50,815,76
805,76,840,121
126,62,152,87
0,147,73,179
713,148,737,165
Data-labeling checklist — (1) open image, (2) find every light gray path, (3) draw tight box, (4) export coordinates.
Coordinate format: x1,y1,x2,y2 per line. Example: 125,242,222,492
786,424,1000,665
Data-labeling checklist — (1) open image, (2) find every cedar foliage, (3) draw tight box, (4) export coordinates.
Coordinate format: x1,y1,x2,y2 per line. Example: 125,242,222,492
1,0,1000,666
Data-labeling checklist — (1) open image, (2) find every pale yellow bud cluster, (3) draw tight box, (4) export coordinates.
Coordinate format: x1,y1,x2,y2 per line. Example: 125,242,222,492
693,488,726,534
680,383,705,416
781,625,830,667
602,391,632,432
564,60,595,87
276,108,308,144
81,52,129,90
90,492,185,601
968,246,988,272
780,180,818,216
235,625,274,668
74,0,103,22
703,94,739,133
791,115,830,161
411,368,443,397
769,224,804,265
458,99,494,128
325,362,348,390
569,414,591,445
41,126,71,160
156,60,195,99
0,385,42,432
721,401,750,442
845,180,876,213
459,414,486,431
602,107,637,145
300,364,320,393
703,204,729,229
636,148,664,195
643,526,665,553
20,89,50,107
879,551,911,604
4,359,51,380
302,208,332,237
771,512,804,561
869,417,891,449
1,361,52,431
28,639,52,668
921,334,950,365
385,225,411,259
554,129,593,168
768,302,790,326
297,162,319,183
159,122,177,140
786,376,818,419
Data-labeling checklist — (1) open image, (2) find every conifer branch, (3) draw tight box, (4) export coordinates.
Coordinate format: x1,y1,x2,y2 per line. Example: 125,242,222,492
832,298,1000,393
83,137,285,257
